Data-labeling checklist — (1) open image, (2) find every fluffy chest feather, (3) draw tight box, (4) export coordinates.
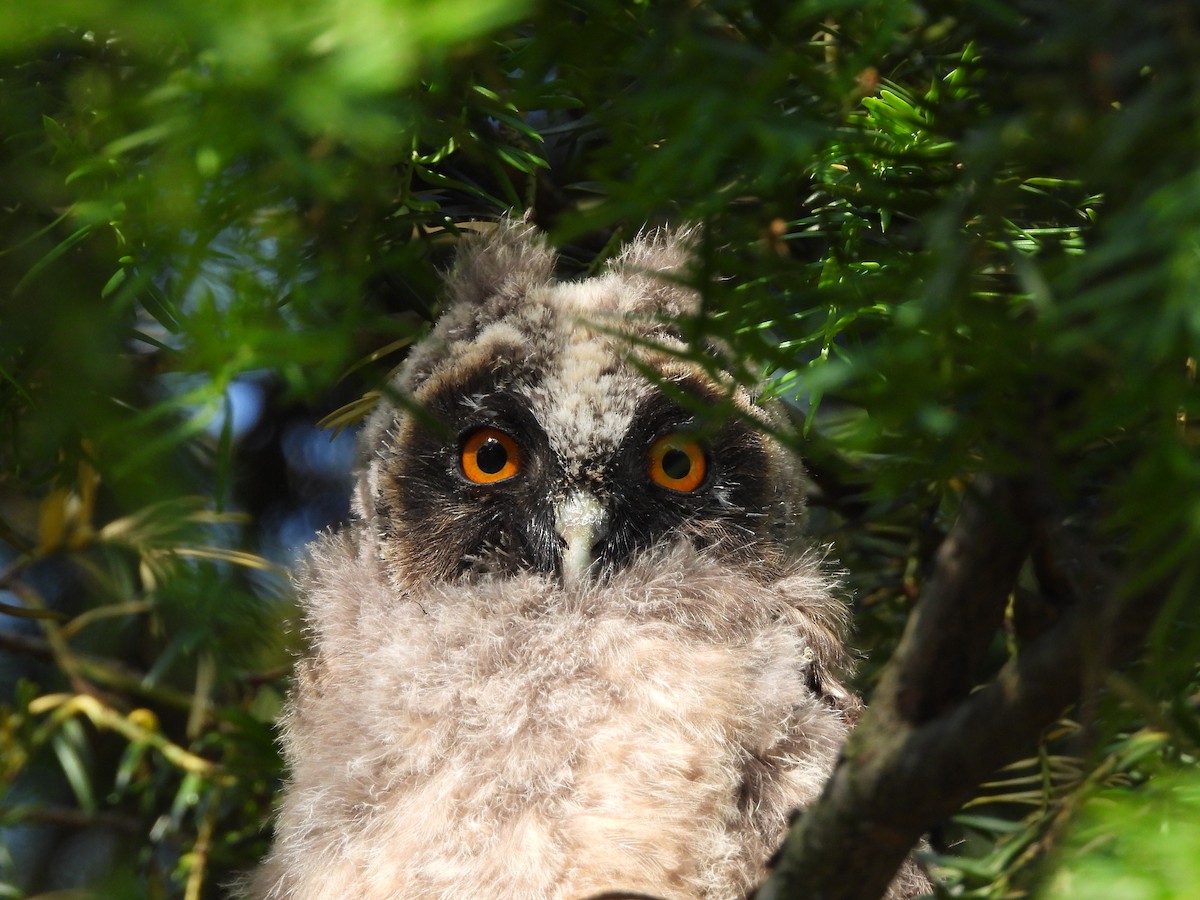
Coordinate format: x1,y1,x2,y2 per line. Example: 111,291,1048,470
256,533,849,900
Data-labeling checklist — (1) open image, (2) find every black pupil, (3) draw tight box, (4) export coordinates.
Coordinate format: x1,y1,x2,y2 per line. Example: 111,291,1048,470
662,447,692,480
475,438,509,474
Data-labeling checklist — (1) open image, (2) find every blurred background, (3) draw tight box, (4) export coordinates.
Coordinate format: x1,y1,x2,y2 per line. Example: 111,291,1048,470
1,0,1198,897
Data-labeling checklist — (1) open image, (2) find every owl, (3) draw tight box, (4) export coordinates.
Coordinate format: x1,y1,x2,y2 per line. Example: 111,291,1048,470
251,219,930,899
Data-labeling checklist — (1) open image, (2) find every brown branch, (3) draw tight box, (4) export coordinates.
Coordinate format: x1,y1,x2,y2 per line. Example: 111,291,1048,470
872,475,1033,724
756,475,1171,900
7,804,143,834
0,597,63,619
0,628,195,710
0,627,56,662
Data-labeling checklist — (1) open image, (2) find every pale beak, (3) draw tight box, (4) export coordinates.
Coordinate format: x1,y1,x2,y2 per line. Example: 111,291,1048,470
554,491,609,584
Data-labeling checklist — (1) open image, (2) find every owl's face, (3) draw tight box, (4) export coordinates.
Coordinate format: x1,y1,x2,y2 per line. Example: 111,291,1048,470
360,220,803,587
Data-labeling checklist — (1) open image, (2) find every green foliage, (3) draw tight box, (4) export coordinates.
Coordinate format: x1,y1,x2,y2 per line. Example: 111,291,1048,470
2,1,538,896
2,0,1199,896
1044,771,1200,899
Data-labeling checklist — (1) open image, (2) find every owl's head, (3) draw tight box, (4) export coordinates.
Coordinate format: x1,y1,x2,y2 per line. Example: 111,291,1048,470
358,218,807,587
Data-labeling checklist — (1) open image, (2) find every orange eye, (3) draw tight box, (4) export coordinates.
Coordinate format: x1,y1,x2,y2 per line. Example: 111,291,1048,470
648,434,707,493
460,428,521,484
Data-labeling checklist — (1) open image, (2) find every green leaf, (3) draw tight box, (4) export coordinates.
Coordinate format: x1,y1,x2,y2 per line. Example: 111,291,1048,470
52,721,98,815
12,223,95,297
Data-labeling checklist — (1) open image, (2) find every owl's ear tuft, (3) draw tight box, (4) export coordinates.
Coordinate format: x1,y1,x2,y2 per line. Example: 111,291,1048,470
443,215,557,318
604,224,702,319
390,215,555,399
607,224,700,279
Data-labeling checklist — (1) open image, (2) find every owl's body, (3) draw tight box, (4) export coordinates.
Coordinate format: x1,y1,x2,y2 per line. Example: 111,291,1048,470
254,221,928,899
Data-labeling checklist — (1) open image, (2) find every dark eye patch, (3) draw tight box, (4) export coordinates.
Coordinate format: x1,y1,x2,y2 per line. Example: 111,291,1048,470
381,373,559,578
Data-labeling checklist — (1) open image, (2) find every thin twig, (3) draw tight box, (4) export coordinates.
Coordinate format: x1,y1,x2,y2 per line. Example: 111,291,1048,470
7,804,142,834
0,629,195,710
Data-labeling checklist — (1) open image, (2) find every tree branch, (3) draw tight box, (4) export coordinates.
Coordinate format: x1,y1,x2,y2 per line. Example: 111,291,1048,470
756,475,1171,900
0,628,196,710
872,475,1032,724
